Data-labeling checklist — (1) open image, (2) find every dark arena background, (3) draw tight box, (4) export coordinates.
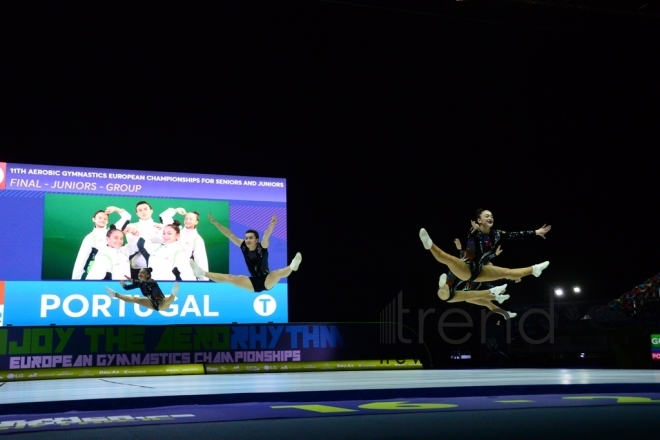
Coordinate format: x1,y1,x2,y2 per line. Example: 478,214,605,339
2,1,660,439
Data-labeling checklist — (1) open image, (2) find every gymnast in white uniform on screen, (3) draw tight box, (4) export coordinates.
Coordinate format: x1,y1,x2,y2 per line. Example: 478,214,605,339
135,220,197,281
85,225,137,280
159,207,209,281
71,206,131,280
121,201,165,278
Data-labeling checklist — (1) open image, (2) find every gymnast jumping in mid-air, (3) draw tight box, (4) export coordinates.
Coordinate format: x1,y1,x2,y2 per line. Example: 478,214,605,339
437,236,520,319
421,209,551,317
105,268,178,311
189,211,302,293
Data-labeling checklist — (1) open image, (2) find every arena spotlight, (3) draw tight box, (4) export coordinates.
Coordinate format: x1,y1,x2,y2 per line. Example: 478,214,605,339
573,287,581,293
555,289,564,296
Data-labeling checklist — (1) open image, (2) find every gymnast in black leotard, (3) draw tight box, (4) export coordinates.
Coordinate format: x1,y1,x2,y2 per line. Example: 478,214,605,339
439,236,520,319
420,209,552,285
105,268,179,311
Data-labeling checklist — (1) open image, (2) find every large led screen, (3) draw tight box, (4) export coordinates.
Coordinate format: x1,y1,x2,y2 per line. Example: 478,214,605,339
0,161,288,326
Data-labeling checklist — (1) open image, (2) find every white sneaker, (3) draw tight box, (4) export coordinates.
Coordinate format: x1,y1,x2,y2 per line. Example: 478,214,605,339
439,273,447,288
495,294,510,304
419,228,433,250
490,284,507,295
507,312,517,319
532,261,550,277
190,259,206,278
290,252,302,271
105,287,116,298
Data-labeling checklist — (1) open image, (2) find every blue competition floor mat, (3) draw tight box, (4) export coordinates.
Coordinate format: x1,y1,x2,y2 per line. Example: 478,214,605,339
2,393,660,434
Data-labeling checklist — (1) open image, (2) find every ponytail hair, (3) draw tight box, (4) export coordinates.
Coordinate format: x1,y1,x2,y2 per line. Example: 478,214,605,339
165,220,181,234
141,267,153,280
106,224,122,237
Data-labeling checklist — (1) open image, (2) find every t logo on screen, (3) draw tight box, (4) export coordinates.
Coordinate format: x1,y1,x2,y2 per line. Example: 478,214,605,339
253,294,277,316
0,162,6,190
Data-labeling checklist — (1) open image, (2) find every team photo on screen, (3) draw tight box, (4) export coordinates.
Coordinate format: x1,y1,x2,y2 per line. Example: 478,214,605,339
42,194,230,281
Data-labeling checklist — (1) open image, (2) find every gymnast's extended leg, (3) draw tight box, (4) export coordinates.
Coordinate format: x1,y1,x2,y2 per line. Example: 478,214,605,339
105,287,154,309
157,282,180,310
190,260,255,291
420,229,473,280
465,297,517,319
475,262,549,283
263,252,302,290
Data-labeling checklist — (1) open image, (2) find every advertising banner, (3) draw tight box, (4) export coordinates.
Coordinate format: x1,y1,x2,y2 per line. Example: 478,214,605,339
0,323,430,376
651,334,660,361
